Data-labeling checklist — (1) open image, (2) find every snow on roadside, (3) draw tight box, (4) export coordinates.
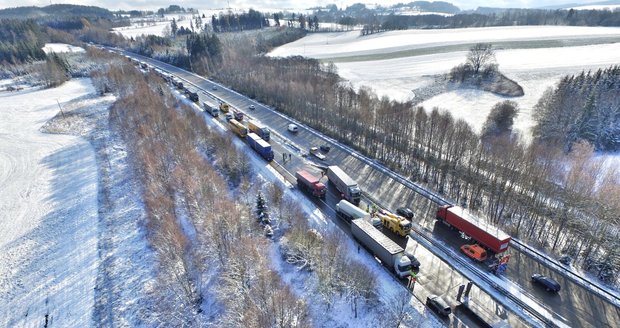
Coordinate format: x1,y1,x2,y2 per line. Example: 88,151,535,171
42,43,85,54
0,79,98,327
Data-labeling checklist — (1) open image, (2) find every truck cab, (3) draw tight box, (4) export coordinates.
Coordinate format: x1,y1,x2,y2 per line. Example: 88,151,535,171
348,186,361,204
395,255,413,278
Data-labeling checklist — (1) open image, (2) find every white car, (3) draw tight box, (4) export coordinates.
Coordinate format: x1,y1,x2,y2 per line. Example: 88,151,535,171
287,124,299,133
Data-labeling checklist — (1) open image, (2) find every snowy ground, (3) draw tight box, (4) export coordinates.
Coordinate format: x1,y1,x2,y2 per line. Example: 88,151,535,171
42,43,85,54
112,13,195,38
0,79,98,326
269,25,620,59
269,26,620,140
571,4,620,10
0,75,158,326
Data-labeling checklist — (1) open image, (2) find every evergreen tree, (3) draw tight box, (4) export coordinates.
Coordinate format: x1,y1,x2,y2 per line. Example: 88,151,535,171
170,18,178,36
255,192,270,224
274,13,280,27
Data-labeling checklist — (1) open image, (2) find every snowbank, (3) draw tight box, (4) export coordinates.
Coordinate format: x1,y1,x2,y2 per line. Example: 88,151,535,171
42,43,85,54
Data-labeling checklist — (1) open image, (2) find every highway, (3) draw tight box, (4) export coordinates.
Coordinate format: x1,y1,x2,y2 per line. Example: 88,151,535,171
115,48,620,328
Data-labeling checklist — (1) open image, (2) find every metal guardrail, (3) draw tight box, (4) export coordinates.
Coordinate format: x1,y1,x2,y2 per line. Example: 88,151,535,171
511,238,620,307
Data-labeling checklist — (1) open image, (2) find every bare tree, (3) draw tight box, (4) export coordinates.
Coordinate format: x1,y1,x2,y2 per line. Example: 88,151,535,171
467,43,496,74
381,288,417,328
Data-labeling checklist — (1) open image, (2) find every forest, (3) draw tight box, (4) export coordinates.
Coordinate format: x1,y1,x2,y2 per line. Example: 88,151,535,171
0,4,115,20
0,19,46,64
533,66,620,152
316,4,620,30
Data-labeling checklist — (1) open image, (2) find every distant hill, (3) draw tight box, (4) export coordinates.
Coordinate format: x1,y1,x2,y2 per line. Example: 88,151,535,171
537,0,620,10
391,1,460,14
0,4,114,19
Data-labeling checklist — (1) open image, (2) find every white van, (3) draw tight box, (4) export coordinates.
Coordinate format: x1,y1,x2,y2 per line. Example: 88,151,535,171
287,124,299,133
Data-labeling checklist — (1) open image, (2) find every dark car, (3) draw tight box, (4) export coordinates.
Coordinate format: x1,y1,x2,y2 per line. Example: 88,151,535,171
396,207,414,220
319,144,331,153
531,274,561,293
426,295,451,316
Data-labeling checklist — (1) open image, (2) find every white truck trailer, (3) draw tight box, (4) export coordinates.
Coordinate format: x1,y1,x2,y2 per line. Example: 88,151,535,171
327,165,361,205
351,219,412,278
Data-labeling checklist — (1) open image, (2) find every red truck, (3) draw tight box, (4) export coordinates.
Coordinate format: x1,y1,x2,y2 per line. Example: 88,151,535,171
436,205,511,254
296,170,326,198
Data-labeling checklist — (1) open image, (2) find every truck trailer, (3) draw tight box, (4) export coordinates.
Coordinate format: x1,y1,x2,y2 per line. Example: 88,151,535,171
228,119,248,138
351,219,412,278
336,200,369,222
202,100,219,117
248,120,270,141
327,166,361,205
296,170,326,198
246,133,274,161
436,205,511,254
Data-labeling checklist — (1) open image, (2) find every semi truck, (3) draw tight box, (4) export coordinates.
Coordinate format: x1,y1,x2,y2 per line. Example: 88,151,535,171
248,120,270,141
351,219,413,278
337,200,382,229
436,205,511,254
376,211,412,237
296,170,326,198
202,100,219,117
336,200,369,222
228,119,248,138
246,133,274,161
327,166,361,205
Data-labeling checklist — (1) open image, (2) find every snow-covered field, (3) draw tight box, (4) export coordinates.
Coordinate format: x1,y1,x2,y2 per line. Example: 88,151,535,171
571,4,620,10
269,26,620,139
42,43,85,54
112,13,196,38
269,25,620,59
0,79,98,326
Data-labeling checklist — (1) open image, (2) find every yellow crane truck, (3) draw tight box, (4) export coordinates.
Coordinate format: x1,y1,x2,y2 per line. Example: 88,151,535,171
376,210,412,237
219,102,230,113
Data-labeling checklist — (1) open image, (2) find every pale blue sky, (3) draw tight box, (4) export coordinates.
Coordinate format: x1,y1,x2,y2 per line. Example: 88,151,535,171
0,0,609,11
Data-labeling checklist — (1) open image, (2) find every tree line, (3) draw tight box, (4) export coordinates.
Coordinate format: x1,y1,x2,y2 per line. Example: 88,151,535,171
313,3,620,31
0,19,46,64
211,9,270,33
533,66,620,152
